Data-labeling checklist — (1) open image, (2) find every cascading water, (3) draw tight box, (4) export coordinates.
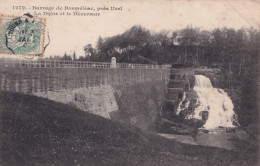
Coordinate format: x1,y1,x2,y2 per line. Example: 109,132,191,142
176,92,186,115
190,75,235,129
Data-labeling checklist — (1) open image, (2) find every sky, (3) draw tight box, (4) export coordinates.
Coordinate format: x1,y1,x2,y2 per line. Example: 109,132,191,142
0,0,259,58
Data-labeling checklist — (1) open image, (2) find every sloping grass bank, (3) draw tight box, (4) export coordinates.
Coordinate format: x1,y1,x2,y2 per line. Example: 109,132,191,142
0,92,258,166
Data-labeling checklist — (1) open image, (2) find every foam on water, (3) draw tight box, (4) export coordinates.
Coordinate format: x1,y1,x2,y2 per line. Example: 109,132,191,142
193,75,235,129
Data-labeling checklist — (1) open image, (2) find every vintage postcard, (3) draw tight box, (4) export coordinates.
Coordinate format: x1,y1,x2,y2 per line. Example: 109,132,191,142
0,0,259,166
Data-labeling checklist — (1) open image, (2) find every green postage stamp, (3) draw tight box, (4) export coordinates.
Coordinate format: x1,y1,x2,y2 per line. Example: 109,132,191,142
0,15,45,56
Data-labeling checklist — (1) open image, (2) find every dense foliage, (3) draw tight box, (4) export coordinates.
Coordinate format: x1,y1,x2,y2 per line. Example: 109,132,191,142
84,25,259,67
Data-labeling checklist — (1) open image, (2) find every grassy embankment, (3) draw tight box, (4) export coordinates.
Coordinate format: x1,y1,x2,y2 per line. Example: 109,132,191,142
0,91,258,166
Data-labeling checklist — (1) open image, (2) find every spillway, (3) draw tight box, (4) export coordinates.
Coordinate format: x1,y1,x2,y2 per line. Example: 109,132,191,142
192,75,235,129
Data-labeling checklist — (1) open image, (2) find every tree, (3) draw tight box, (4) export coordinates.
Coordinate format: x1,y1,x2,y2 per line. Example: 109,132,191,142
178,26,200,63
84,44,94,57
78,56,86,61
96,37,104,52
171,32,178,44
62,52,72,60
73,51,76,61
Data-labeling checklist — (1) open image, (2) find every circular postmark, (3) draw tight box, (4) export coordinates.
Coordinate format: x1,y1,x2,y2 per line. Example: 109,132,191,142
0,15,45,55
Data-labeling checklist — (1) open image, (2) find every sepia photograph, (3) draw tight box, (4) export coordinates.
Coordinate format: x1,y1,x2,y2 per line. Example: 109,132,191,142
0,0,259,165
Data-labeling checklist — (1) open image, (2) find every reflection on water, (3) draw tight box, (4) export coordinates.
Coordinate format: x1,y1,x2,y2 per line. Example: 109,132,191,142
158,127,251,150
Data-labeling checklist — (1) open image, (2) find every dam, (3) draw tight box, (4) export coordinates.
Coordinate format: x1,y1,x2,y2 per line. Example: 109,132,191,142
0,58,237,131
0,58,170,132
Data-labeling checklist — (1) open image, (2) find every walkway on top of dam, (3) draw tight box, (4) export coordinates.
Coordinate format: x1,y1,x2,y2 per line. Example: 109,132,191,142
0,58,171,69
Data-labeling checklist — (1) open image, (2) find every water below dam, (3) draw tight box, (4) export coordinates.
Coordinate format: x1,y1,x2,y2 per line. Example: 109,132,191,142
158,127,251,150
160,74,251,150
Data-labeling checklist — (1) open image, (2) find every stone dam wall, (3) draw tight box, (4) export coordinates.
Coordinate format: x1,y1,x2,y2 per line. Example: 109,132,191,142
0,67,170,132
0,67,170,93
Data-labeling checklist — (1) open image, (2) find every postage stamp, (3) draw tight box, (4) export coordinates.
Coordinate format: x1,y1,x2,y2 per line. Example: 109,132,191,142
0,15,46,56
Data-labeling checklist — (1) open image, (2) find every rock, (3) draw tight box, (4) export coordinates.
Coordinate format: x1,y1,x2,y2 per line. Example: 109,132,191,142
201,129,209,133
225,128,236,133
157,118,198,135
74,92,86,102
187,119,204,128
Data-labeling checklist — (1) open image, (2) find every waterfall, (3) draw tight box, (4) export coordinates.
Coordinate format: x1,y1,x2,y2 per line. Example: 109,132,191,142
176,92,186,115
192,75,235,129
